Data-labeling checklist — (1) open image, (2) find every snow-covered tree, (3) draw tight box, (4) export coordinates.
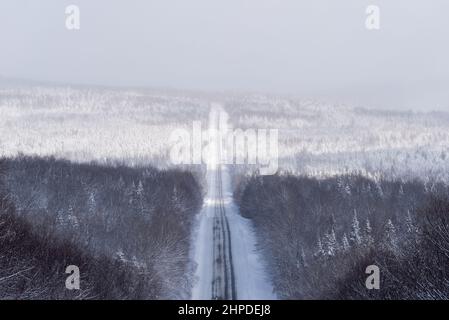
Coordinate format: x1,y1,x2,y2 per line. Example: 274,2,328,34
324,228,338,256
405,210,415,234
337,177,351,196
382,219,398,253
136,180,144,197
115,249,126,262
342,233,350,251
350,210,362,246
56,208,65,226
364,218,375,247
88,191,96,215
315,237,325,258
67,213,79,229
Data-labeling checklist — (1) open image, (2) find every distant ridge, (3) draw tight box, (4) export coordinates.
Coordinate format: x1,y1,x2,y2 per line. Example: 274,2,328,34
0,75,44,88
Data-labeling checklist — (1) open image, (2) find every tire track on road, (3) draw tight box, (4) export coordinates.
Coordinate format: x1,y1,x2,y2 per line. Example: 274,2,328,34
211,166,236,300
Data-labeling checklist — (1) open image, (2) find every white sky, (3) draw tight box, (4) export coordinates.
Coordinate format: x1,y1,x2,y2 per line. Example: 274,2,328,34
0,0,448,110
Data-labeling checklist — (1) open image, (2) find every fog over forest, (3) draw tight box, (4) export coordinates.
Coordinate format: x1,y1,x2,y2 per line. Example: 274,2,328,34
0,0,448,111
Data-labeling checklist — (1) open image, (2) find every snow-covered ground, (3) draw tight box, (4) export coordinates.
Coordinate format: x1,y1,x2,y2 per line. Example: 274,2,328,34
221,165,277,299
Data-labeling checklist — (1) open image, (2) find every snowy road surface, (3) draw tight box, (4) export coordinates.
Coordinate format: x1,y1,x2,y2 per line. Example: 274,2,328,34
191,106,276,300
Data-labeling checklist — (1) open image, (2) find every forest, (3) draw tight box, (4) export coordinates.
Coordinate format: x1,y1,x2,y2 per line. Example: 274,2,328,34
235,172,449,299
2,86,449,300
0,156,203,299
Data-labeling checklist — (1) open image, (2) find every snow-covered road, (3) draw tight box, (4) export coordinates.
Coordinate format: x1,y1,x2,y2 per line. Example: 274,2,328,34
191,106,276,300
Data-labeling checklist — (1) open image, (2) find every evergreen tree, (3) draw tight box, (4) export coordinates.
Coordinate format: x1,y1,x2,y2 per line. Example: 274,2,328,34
130,180,147,216
315,236,325,258
350,209,362,246
405,210,415,233
136,180,144,197
337,177,351,196
88,191,96,215
67,203,74,217
364,218,375,247
67,204,79,229
404,210,418,248
56,208,65,226
324,228,338,256
383,219,398,253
